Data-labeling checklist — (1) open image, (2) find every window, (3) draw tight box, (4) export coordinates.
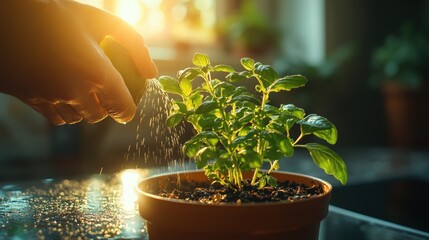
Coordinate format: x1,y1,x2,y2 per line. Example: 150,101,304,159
76,0,217,47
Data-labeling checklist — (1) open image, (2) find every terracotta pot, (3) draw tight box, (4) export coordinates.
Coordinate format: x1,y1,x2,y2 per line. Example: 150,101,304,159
137,170,332,240
381,82,429,148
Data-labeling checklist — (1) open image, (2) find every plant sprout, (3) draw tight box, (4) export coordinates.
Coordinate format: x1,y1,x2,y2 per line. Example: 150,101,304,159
159,53,347,189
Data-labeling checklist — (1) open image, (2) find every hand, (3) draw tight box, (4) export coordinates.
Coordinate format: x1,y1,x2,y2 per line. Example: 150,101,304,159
0,0,157,125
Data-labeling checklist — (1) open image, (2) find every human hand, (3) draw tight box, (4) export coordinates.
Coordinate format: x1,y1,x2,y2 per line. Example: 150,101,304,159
0,0,157,125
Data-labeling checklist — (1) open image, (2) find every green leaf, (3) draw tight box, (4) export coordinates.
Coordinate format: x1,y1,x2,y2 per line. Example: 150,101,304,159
212,64,234,73
183,141,201,158
268,75,308,92
276,104,305,130
314,127,338,145
158,76,183,96
178,67,202,81
189,91,204,109
212,118,224,131
193,52,210,68
231,95,261,105
195,100,218,114
166,113,184,127
231,86,248,98
263,104,278,115
195,147,209,166
262,132,284,160
174,101,187,113
239,149,263,169
231,136,247,148
233,125,253,141
187,115,202,132
244,129,258,139
280,104,306,119
254,64,278,88
298,114,332,133
239,71,253,78
268,122,286,133
235,106,247,119
241,58,255,71
272,133,294,157
304,143,348,185
205,166,220,181
213,82,236,97
226,72,246,82
266,175,278,187
207,137,219,147
298,114,338,144
193,131,219,146
195,147,217,168
238,113,254,125
236,129,258,148
264,143,282,160
258,177,267,189
213,152,232,170
198,114,216,131
180,78,193,96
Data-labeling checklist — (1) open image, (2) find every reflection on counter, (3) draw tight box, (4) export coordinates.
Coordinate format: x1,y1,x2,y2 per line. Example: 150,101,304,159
0,170,149,239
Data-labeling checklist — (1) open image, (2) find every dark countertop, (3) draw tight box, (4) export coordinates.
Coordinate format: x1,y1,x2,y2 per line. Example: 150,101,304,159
1,148,429,239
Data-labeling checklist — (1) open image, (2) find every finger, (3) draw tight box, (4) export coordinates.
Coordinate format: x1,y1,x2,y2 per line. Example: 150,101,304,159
30,102,66,125
95,62,137,123
72,92,108,123
68,35,135,124
53,103,83,124
64,1,158,78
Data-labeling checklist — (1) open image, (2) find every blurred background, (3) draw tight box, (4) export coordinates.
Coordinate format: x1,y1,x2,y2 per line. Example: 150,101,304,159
1,0,429,181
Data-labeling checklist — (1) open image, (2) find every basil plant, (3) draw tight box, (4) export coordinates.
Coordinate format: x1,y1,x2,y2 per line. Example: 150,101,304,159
159,53,347,189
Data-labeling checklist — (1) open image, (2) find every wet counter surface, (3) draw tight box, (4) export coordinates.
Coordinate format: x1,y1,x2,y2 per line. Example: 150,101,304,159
1,148,429,239
0,172,146,239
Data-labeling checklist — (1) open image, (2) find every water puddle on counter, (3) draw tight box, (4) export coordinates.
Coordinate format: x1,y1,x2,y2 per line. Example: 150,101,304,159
0,174,149,239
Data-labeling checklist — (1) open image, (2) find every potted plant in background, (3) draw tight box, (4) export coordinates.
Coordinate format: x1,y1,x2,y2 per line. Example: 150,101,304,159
218,0,279,58
369,23,429,148
138,53,347,240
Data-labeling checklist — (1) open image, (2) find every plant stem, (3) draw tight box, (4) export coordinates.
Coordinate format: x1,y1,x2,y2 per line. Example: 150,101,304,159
251,169,259,185
251,90,270,186
293,132,304,146
206,71,242,188
267,160,278,174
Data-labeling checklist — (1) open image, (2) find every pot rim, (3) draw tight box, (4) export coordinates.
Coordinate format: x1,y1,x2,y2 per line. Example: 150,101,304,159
137,170,332,207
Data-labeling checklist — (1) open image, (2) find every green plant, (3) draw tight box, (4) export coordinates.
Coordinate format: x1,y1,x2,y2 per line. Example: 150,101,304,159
369,24,429,89
159,53,347,189
218,0,279,54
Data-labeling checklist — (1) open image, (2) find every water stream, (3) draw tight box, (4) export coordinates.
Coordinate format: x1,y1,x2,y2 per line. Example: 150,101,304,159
123,79,188,171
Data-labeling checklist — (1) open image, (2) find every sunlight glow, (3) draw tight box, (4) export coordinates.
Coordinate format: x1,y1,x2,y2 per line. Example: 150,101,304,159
116,0,142,27
147,9,165,35
142,0,162,8
74,0,217,46
120,169,141,213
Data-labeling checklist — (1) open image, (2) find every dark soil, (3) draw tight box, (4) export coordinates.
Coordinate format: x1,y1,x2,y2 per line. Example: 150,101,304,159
154,179,324,204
